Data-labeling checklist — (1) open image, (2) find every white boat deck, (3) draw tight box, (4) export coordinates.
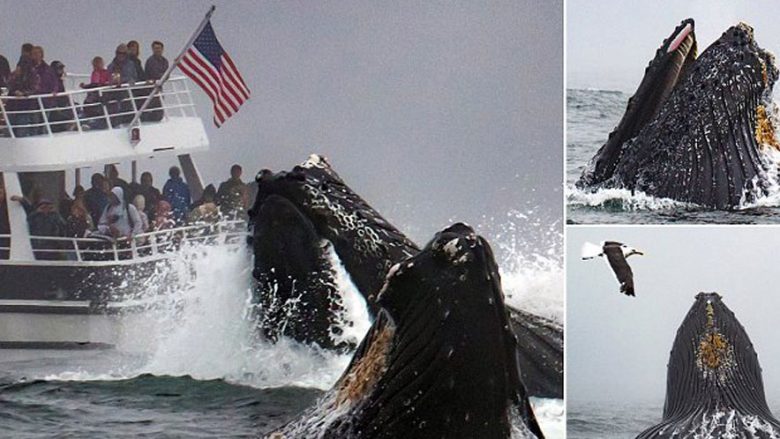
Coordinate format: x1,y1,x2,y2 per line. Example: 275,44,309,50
0,75,209,172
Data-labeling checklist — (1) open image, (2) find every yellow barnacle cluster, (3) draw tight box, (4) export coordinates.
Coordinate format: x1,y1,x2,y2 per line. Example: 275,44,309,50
699,332,730,369
755,105,780,150
761,57,769,85
336,325,395,405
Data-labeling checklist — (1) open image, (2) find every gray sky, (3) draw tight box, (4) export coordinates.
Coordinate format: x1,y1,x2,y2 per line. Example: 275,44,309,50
568,227,780,403
1,0,562,244
567,0,780,91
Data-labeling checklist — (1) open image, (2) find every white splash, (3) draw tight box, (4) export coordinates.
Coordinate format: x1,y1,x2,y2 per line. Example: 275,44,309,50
478,209,563,324
530,398,565,439
566,185,691,211
46,236,365,391
740,146,780,209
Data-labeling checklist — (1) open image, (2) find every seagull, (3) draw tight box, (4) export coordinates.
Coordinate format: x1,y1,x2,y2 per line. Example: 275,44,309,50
582,241,644,296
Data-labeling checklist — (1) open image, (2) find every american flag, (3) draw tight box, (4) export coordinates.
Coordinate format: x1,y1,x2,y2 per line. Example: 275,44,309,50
178,21,250,127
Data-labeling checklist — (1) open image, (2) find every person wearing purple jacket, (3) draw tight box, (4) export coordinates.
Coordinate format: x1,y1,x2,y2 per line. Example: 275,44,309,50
30,46,57,95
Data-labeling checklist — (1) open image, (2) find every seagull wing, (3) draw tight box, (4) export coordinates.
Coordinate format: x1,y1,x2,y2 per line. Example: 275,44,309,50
603,246,635,296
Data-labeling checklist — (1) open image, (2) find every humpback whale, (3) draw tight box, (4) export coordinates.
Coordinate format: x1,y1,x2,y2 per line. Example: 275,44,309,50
637,293,780,438
577,19,780,209
249,155,563,398
582,241,643,296
266,224,544,438
249,194,352,351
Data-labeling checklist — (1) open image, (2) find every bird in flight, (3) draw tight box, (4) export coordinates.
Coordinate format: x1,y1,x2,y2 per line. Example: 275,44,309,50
582,241,644,296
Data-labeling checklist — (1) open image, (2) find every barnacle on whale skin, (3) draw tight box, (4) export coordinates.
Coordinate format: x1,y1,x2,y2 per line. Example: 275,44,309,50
698,331,730,369
755,104,780,150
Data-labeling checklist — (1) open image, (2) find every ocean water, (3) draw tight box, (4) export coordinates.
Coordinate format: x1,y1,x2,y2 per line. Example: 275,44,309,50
568,400,780,438
566,88,780,224
0,214,563,438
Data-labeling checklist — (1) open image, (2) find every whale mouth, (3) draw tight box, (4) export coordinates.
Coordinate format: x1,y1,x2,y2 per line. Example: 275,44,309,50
667,22,693,53
637,292,780,438
578,18,698,187
272,223,544,438
250,194,321,281
625,18,698,136
354,223,544,437
249,193,353,350
579,20,780,208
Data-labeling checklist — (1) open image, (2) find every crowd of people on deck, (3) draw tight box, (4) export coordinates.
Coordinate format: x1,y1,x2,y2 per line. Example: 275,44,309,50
0,164,254,260
0,40,170,137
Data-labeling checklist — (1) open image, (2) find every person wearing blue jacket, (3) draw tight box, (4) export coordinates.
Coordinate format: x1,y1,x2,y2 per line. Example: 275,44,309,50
162,166,191,225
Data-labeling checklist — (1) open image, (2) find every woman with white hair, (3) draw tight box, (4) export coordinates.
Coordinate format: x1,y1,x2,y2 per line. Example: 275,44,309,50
132,194,150,232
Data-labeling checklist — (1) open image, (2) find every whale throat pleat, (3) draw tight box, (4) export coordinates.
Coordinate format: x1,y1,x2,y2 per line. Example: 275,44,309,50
636,295,780,438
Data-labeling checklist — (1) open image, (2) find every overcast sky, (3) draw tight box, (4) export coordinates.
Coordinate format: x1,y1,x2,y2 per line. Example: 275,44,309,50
568,0,780,91
568,227,780,404
1,0,562,245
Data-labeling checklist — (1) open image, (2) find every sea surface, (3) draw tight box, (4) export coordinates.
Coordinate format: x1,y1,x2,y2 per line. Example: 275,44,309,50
568,400,780,438
566,88,780,224
0,213,564,438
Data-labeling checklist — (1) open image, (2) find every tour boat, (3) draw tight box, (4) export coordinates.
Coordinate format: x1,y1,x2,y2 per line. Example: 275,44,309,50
0,75,244,349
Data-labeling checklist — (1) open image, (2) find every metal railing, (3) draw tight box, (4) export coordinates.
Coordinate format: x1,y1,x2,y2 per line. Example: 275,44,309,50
0,76,197,138
0,220,247,263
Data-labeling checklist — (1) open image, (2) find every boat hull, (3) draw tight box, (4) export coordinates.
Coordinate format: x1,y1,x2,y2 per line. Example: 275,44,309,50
0,260,168,349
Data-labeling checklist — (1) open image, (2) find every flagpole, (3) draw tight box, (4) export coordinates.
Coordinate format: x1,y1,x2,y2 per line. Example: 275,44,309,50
127,4,216,132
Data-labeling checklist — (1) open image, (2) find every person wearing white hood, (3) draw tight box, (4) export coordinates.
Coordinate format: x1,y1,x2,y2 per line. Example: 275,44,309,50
97,186,143,239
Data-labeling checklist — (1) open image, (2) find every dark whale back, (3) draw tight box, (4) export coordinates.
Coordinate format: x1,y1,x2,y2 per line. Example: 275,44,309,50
579,21,779,209
636,293,780,438
267,224,544,438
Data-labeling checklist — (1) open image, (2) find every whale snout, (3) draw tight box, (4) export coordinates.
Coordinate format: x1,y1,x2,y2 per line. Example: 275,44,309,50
694,291,723,303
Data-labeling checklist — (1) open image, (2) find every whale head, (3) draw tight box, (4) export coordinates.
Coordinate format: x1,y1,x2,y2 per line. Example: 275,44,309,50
637,293,780,438
579,18,698,187
269,223,544,438
578,21,779,209
251,155,419,311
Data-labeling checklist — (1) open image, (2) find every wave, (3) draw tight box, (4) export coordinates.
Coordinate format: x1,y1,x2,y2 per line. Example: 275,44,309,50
567,185,691,211
21,212,563,436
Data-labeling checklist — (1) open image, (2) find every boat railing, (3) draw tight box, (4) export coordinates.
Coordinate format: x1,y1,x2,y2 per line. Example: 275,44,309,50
0,219,247,263
0,76,197,139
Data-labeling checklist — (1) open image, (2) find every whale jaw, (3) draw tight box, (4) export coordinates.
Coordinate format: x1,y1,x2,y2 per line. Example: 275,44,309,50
267,224,544,439
636,293,780,438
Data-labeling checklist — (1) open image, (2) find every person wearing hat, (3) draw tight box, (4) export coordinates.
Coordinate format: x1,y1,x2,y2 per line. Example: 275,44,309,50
10,194,68,260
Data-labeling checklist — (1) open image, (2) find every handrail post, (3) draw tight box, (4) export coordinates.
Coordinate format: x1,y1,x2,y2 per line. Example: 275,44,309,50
129,84,139,114
131,236,138,259
74,237,83,262
69,94,83,133
0,96,14,138
173,80,184,118
100,88,113,129
38,96,52,136
113,241,119,261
